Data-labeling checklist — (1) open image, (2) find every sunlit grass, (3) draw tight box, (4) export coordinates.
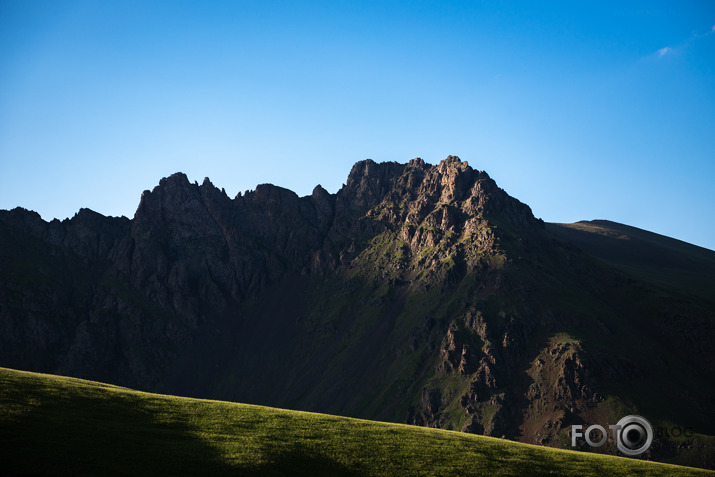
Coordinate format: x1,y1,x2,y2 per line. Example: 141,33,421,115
1,367,711,476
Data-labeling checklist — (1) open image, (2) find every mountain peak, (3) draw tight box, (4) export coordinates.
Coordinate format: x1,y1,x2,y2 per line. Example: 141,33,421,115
159,172,191,187
440,154,466,166
408,157,426,167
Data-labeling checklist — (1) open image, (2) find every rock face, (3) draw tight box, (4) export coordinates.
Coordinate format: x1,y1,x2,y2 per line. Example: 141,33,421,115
1,156,713,469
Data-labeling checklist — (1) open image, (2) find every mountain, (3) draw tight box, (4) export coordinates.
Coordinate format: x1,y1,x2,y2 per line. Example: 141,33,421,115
0,157,713,469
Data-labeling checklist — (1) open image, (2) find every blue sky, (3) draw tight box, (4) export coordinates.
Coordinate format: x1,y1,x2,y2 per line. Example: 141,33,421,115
1,1,714,250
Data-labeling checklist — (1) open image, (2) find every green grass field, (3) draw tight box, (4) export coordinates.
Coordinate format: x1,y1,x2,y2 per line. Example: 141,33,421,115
1,367,711,476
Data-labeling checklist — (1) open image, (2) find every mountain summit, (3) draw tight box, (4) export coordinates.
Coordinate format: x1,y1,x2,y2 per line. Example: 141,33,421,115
1,157,713,468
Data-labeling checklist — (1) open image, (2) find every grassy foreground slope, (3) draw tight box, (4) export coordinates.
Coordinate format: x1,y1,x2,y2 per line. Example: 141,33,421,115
0,367,711,477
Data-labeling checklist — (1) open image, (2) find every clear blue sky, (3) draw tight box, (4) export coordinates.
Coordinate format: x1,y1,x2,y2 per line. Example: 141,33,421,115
1,1,714,250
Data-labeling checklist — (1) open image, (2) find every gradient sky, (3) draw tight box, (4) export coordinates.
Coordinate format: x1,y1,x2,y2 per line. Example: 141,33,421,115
1,1,714,250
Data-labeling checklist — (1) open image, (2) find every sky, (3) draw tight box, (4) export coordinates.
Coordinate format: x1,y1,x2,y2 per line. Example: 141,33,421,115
1,1,714,250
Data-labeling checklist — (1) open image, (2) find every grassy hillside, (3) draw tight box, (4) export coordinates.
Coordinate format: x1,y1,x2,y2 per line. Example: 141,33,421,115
1,367,711,476
546,220,715,304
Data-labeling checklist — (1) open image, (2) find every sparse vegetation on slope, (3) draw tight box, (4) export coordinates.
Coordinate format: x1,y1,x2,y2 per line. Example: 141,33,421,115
1,367,711,476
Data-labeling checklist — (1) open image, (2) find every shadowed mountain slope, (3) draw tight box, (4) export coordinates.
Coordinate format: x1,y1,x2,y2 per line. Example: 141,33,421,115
546,220,715,304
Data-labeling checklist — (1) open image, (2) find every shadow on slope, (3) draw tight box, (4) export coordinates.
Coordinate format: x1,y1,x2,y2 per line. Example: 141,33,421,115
546,220,715,304
0,369,235,477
